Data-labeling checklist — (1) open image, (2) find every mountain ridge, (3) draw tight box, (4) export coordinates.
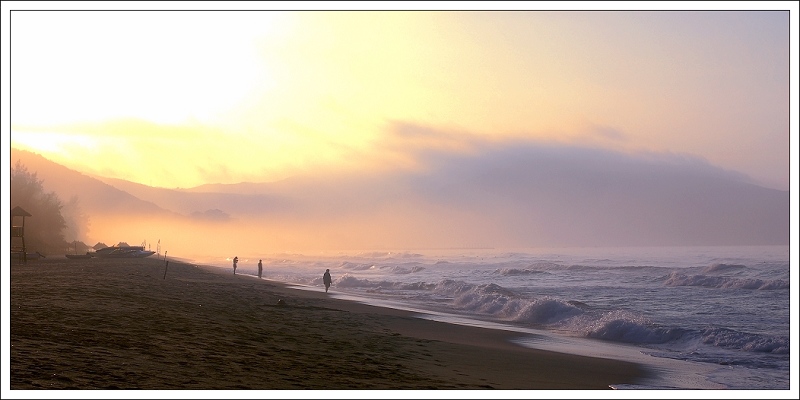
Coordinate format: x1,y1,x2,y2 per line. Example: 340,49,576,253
11,148,174,216
8,145,789,254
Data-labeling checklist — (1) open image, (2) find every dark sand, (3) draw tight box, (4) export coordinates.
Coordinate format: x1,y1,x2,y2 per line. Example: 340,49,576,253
8,256,650,392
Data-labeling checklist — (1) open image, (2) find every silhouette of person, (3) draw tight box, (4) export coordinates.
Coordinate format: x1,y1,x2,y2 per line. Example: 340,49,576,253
233,256,238,275
258,259,263,279
323,269,332,293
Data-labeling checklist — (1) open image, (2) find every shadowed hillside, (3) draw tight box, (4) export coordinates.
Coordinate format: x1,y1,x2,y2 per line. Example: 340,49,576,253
9,144,789,258
11,149,173,216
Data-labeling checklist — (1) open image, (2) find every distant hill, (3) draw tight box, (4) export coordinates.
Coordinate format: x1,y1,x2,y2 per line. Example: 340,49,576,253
10,148,291,221
93,145,790,247
10,148,174,216
9,144,790,251
92,176,288,218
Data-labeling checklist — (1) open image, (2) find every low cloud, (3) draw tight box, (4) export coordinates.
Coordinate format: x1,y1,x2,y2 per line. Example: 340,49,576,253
12,122,788,257
231,123,788,250
590,124,628,142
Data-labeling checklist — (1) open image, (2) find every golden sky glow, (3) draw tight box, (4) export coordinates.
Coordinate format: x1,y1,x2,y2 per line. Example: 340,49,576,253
7,5,794,190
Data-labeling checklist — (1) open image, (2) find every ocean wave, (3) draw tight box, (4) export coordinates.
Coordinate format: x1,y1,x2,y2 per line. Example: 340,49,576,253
577,313,789,354
434,280,516,296
565,264,661,272
567,300,590,309
436,281,793,354
275,262,790,360
493,268,549,276
664,272,789,290
581,311,688,344
380,265,426,274
338,273,782,352
508,298,584,324
699,328,789,354
352,251,394,258
336,261,372,270
352,251,424,259
527,261,563,270
430,280,584,324
485,261,563,274
333,274,434,291
702,263,747,274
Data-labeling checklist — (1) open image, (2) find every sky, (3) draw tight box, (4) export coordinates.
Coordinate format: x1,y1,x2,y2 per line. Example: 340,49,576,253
2,5,797,398
4,2,795,192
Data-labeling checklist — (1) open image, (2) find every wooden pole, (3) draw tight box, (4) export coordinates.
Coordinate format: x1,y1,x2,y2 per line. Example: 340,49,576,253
163,251,169,279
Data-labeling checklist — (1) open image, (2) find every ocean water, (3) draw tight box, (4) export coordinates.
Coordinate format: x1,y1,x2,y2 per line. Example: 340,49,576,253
197,245,792,390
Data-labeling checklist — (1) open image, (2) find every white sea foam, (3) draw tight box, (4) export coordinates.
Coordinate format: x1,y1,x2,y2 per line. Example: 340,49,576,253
199,245,791,390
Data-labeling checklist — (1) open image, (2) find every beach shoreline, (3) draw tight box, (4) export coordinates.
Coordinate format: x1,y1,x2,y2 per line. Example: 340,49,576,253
8,256,651,392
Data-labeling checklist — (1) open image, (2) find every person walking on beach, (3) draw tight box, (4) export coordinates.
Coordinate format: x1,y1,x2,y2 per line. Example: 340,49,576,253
233,256,238,275
258,259,263,279
323,269,332,293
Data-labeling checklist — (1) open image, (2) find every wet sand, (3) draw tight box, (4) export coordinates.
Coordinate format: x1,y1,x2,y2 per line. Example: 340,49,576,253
8,256,650,392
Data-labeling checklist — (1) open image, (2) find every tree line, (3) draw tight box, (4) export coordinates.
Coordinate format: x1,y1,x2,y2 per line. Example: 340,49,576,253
11,161,89,255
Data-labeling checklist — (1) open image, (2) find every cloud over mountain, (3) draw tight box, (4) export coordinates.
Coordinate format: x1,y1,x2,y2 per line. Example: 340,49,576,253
10,136,788,258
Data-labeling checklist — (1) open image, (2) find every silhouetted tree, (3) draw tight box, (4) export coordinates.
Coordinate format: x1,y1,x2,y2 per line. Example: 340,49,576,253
62,195,90,243
11,161,68,254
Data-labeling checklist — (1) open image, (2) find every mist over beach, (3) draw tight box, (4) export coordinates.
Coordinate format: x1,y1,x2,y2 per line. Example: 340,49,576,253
8,145,790,260
4,3,797,398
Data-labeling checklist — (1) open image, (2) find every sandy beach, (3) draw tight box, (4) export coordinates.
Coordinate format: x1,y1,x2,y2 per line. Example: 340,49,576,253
9,255,650,393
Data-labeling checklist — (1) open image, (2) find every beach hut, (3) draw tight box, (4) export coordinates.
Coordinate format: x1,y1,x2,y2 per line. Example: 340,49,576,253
11,206,32,264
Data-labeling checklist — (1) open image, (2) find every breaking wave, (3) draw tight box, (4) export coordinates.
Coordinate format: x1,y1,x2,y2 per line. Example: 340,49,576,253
664,272,789,290
328,275,789,356
493,268,550,276
702,263,748,274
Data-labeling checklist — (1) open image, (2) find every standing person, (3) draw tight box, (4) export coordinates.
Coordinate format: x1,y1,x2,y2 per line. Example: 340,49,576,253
233,256,238,275
258,259,263,279
323,269,332,293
